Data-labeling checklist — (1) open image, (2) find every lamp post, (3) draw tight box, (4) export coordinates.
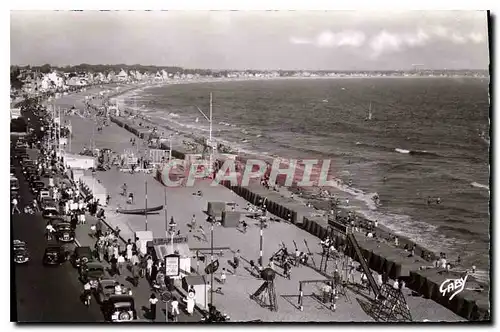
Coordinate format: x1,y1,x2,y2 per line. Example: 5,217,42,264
210,219,214,309
164,186,168,232
145,181,148,231
168,217,177,254
169,134,173,161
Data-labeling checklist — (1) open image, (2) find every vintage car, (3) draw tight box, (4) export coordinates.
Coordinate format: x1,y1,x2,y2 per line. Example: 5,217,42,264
54,222,75,242
42,244,68,266
71,246,94,268
10,176,20,191
42,208,62,220
103,295,137,322
40,197,58,211
13,240,29,264
80,261,105,284
96,279,118,304
31,181,46,195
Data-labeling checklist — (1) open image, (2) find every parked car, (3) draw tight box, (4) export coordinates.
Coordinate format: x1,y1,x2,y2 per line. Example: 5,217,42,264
37,189,51,202
71,246,94,268
103,295,137,322
80,261,105,284
42,208,62,220
10,176,20,191
40,197,57,211
31,181,45,195
13,240,29,264
54,222,75,243
95,279,118,304
42,244,68,266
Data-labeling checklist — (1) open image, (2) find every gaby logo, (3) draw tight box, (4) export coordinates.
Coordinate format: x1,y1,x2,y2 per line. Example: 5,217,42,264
439,275,468,300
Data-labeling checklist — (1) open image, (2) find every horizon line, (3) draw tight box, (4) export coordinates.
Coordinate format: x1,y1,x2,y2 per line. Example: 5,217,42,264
10,64,489,72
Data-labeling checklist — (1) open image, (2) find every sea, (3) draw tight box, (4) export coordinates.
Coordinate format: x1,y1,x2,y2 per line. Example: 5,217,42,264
119,77,491,283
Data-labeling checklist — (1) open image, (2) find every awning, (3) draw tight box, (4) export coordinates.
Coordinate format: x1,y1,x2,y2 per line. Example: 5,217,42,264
154,243,191,259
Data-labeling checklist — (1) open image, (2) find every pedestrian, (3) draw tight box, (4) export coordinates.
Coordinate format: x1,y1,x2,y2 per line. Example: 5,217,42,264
233,250,240,274
135,237,141,255
97,241,104,262
146,255,153,279
126,239,133,260
96,219,103,238
171,296,180,321
149,293,158,321
198,225,208,242
117,253,125,275
151,262,158,283
131,263,140,287
107,244,114,262
12,198,20,214
110,255,118,276
190,214,196,231
220,268,227,284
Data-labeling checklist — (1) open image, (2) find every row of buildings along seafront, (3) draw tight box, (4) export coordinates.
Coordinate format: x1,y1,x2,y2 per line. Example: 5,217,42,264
11,66,489,100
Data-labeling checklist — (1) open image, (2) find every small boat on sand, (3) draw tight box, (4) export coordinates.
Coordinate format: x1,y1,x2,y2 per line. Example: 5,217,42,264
117,205,164,215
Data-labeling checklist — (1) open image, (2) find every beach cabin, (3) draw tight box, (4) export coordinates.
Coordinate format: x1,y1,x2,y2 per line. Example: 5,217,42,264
182,275,211,310
147,236,191,280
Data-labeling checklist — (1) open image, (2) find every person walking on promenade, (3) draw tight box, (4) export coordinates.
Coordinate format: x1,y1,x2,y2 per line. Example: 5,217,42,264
107,243,114,262
149,294,158,321
131,262,140,287
171,296,180,321
12,198,20,214
190,214,197,231
146,255,153,279
220,268,227,284
126,239,133,260
117,253,125,275
110,255,118,276
233,250,240,274
96,219,103,238
198,225,208,242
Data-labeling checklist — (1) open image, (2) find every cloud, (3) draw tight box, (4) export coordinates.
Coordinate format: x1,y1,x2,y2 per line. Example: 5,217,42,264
290,30,366,48
368,27,485,57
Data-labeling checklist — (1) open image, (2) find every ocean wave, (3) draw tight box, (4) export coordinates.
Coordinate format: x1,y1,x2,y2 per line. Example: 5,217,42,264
437,225,481,237
471,182,489,190
395,147,440,157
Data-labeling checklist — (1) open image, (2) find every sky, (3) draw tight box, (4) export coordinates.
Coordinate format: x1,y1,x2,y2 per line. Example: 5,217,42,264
10,10,490,70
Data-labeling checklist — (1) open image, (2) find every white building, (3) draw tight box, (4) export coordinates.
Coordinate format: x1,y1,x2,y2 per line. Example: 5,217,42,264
116,69,129,81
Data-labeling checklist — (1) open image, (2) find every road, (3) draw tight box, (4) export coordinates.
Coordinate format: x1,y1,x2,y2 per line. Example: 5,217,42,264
11,139,103,322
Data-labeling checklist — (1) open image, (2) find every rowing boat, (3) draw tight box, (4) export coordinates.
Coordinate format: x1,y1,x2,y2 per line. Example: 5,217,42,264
117,205,164,215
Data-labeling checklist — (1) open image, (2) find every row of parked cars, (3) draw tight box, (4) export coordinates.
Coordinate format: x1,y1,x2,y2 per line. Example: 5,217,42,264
12,139,137,322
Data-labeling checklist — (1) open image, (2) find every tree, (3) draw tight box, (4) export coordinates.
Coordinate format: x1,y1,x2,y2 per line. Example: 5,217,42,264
10,66,23,90
39,64,51,73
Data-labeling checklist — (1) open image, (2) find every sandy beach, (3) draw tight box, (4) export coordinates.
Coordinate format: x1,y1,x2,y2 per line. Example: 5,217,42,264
49,85,467,322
